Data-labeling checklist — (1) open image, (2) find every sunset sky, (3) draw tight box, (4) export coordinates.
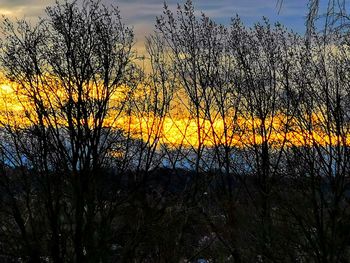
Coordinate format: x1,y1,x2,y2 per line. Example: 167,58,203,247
0,0,330,45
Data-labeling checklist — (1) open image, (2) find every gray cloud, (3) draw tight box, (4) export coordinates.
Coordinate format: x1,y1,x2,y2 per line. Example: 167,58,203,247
0,0,55,18
1,0,39,8
0,0,309,42
109,0,308,43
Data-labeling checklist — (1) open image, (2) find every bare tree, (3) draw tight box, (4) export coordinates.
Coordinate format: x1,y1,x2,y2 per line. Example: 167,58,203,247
1,0,350,262
282,31,350,263
0,0,135,262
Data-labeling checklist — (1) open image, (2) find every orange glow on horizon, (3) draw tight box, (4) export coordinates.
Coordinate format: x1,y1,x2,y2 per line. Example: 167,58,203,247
0,80,349,149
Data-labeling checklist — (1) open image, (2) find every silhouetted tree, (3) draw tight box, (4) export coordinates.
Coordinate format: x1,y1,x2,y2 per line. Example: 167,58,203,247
0,0,135,262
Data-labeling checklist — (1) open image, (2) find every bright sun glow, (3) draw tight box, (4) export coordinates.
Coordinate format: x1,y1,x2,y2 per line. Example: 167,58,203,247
0,81,349,149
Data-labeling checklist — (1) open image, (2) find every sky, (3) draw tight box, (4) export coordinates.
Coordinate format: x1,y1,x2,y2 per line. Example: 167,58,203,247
0,0,322,46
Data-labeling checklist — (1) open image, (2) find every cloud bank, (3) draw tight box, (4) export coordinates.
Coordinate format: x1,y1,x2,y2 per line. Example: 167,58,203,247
0,0,310,46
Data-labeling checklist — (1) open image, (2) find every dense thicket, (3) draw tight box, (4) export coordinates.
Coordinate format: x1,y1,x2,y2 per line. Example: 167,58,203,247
0,0,349,262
